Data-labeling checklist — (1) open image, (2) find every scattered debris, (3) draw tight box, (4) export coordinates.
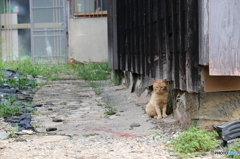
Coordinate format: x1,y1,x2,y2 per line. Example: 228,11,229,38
46,128,57,132
52,118,64,122
14,138,27,142
130,123,141,128
214,120,240,144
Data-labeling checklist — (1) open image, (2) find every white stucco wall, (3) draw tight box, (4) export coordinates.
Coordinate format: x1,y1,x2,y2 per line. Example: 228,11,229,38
69,17,108,62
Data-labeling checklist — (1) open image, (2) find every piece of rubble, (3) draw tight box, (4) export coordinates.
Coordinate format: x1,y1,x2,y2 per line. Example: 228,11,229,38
213,120,240,143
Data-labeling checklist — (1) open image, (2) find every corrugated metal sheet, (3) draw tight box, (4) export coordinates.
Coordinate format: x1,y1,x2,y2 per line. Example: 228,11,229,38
209,0,240,76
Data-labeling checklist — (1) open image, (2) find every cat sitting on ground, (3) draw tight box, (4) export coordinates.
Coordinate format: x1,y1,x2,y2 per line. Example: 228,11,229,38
145,79,168,119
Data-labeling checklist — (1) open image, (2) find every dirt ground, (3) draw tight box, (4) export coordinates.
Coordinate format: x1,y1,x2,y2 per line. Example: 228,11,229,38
0,77,225,159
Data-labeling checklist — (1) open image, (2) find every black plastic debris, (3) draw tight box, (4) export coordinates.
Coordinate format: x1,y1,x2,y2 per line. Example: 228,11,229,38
0,84,19,93
213,120,240,144
0,68,38,134
1,68,22,78
46,128,57,131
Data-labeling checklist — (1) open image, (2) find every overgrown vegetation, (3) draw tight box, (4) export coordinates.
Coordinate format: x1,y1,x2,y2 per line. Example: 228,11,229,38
6,125,19,138
103,96,117,115
0,97,20,117
228,140,240,159
0,59,111,117
168,126,219,158
76,60,110,81
0,59,75,80
104,107,117,115
75,61,111,95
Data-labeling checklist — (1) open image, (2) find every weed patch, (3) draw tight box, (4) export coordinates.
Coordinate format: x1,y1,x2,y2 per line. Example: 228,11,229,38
77,61,110,81
83,133,99,137
6,125,19,138
152,132,164,141
104,107,117,115
103,96,117,115
228,140,240,158
0,97,21,117
168,126,219,158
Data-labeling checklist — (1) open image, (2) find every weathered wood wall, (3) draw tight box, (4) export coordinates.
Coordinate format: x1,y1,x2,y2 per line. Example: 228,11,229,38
209,0,240,76
108,0,199,93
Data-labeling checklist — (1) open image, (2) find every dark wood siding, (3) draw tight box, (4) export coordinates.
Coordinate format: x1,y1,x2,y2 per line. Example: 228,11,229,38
108,0,199,92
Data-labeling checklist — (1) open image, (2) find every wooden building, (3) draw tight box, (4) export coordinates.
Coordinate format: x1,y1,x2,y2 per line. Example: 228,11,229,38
107,0,240,129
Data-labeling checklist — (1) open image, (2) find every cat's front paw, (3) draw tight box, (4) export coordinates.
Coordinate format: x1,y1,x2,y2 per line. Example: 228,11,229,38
157,116,163,119
163,114,168,118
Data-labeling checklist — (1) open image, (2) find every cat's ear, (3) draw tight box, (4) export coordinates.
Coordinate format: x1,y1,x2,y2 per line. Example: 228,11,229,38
152,79,156,84
163,79,168,83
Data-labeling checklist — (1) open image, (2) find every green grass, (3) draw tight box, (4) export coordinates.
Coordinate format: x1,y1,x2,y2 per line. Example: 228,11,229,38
167,126,219,158
0,59,76,80
152,132,164,141
76,60,111,81
0,59,111,117
83,133,99,137
228,140,240,158
6,125,19,138
0,97,20,117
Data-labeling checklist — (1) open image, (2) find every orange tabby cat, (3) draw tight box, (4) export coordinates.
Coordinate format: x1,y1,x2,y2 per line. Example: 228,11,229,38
146,79,168,119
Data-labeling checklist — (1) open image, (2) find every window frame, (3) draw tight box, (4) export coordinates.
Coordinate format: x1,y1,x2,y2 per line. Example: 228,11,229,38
71,0,107,17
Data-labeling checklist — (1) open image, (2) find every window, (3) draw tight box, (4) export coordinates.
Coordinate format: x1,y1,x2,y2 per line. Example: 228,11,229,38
72,0,107,17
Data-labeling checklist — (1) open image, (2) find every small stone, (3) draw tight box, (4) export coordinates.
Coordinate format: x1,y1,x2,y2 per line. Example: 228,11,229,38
45,102,53,105
130,123,141,128
0,132,9,139
35,103,43,107
16,130,34,135
109,115,117,120
46,128,57,131
48,108,53,111
52,118,64,122
0,146,7,149
15,138,27,142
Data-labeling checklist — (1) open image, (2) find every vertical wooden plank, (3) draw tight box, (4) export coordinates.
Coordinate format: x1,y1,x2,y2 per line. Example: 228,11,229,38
140,0,145,75
164,0,171,80
107,0,113,69
126,0,130,71
186,0,199,92
131,0,136,73
209,0,240,76
136,0,141,73
157,0,163,79
149,0,155,78
117,0,123,70
112,0,118,69
143,0,147,76
178,0,186,90
122,0,126,71
145,0,150,76
172,0,179,89
199,0,209,65
129,0,133,72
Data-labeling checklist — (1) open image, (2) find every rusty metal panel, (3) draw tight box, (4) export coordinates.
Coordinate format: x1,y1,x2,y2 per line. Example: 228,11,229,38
209,0,240,76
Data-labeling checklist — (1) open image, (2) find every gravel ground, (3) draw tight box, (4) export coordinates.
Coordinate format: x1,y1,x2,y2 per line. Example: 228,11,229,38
0,135,171,159
0,78,228,159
